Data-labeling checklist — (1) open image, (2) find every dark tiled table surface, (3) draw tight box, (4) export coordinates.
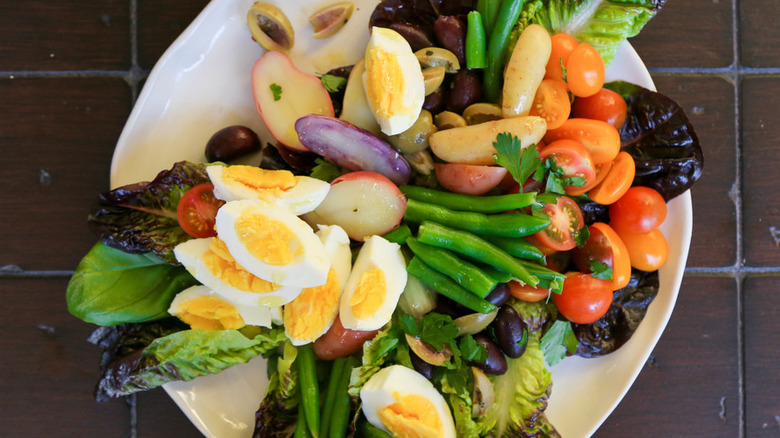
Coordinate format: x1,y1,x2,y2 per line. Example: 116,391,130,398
0,1,776,437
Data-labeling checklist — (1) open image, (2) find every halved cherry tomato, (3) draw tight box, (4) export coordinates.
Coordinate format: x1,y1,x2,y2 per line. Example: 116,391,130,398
567,159,612,197
588,151,636,205
508,280,550,302
544,118,621,164
566,43,605,98
553,272,612,324
609,186,667,233
524,234,559,257
534,195,585,252
616,228,669,271
545,33,578,82
539,139,596,194
572,88,628,130
176,183,225,238
529,79,571,130
583,222,631,290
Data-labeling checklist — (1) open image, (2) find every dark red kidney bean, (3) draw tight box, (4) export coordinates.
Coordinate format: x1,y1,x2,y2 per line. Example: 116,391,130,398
493,305,528,358
423,85,446,114
205,125,261,162
275,143,317,172
433,16,466,65
472,333,507,375
485,283,510,308
446,69,482,114
410,351,435,380
389,22,435,52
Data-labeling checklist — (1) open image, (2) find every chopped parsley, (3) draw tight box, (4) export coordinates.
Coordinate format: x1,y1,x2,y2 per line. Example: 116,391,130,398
492,132,544,186
399,313,487,368
320,74,347,93
540,319,578,367
269,83,283,101
590,260,613,280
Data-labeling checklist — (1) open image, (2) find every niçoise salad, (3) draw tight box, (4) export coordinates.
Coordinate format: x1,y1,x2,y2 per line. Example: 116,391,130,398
66,0,703,436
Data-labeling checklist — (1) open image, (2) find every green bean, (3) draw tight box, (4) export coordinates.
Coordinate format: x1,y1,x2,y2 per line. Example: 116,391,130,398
295,400,312,438
517,260,566,293
319,357,347,437
484,0,526,102
466,11,487,69
416,221,539,288
399,185,536,213
382,223,412,244
406,237,497,298
328,356,357,438
479,264,514,283
357,419,393,438
404,199,549,237
407,256,498,314
477,0,501,39
482,235,545,262
297,344,320,438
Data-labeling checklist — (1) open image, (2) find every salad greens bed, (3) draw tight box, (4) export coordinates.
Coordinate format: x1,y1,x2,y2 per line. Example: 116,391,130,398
66,0,704,436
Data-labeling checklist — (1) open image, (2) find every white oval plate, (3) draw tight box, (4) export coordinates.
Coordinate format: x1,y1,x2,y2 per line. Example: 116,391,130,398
110,1,692,437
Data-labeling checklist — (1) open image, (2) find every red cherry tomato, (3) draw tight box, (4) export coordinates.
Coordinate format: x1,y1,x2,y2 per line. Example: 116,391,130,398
575,222,631,291
609,186,668,233
529,78,571,130
539,139,597,194
616,228,669,272
508,280,550,303
572,88,628,130
545,33,578,82
588,151,636,205
553,273,612,324
567,160,612,197
176,183,225,238
566,43,605,98
534,195,586,252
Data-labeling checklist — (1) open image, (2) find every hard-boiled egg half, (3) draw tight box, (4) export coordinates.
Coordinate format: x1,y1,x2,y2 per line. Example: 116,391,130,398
207,165,330,215
361,365,456,438
339,235,407,331
168,285,273,331
363,27,425,136
283,224,352,345
173,237,303,307
215,200,330,288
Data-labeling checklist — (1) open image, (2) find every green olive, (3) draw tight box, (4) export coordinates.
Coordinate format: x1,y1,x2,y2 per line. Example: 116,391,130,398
433,111,467,130
422,66,446,96
463,103,503,125
387,110,437,154
247,2,294,52
415,47,460,73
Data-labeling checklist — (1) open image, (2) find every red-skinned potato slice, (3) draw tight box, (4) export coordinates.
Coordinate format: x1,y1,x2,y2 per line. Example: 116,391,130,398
251,51,334,151
434,163,508,195
313,315,378,360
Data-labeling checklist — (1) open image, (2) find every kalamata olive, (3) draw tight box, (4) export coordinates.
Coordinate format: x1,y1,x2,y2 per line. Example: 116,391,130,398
446,69,482,114
204,125,261,162
389,22,435,52
434,295,468,318
410,350,435,380
493,305,528,358
423,85,446,114
484,283,510,308
275,142,317,171
472,333,507,375
433,16,466,65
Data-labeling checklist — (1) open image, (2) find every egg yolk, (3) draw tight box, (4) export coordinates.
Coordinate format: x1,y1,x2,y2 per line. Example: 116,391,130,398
378,394,444,438
365,48,406,120
284,267,340,342
176,296,245,331
348,268,386,319
222,166,297,198
202,238,281,293
235,215,301,265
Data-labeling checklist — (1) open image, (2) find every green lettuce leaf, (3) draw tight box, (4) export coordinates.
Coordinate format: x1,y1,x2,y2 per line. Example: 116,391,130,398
67,242,198,326
254,342,299,437
93,326,287,401
348,324,403,397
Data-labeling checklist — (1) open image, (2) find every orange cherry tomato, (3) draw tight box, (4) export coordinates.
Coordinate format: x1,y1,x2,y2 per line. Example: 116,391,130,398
544,118,621,164
539,139,596,193
609,186,668,233
545,33,578,82
588,151,636,205
567,159,612,197
508,280,550,302
588,222,631,290
553,273,612,324
529,78,571,130
571,88,628,130
566,43,605,98
616,228,669,271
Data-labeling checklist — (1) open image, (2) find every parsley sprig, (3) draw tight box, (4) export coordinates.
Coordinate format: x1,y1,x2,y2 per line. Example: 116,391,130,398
399,313,487,368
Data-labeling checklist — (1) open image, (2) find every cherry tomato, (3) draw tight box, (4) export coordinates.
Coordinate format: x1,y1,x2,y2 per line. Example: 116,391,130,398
508,280,550,302
572,88,628,130
553,273,612,324
176,183,225,238
577,222,631,291
544,118,621,164
534,195,586,252
529,78,571,130
566,43,605,98
567,159,612,197
524,234,558,257
312,315,379,360
545,33,578,82
616,228,669,272
609,186,668,233
539,139,596,194
588,151,636,205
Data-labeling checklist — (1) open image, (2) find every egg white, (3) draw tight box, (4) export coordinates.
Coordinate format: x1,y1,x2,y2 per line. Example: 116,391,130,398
215,200,330,288
339,235,407,331
168,285,273,329
207,165,330,215
360,365,456,438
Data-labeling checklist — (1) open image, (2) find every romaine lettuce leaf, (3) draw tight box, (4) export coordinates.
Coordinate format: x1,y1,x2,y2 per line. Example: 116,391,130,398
254,342,299,437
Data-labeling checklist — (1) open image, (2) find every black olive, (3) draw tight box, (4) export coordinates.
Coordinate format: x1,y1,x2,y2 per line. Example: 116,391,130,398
493,305,528,358
205,125,261,162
